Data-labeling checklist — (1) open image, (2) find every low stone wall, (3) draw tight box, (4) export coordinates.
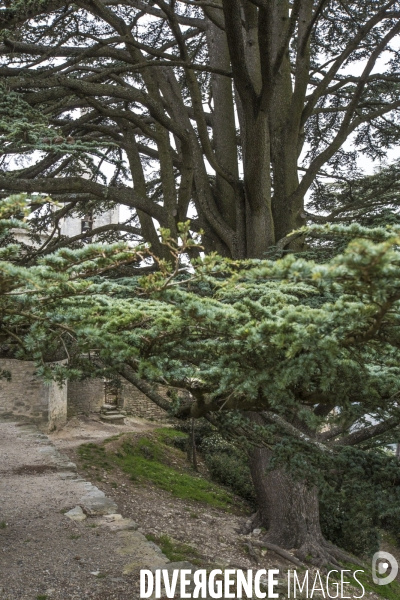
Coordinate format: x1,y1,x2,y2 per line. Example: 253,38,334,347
67,378,105,416
121,381,168,420
0,359,168,426
0,359,67,431
67,377,168,420
45,377,68,431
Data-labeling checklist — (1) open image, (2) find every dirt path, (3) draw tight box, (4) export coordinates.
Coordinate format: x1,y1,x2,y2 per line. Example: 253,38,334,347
51,417,290,574
0,418,168,600
0,415,301,600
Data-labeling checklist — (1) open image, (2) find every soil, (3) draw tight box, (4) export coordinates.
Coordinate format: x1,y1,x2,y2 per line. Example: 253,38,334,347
0,416,290,600
52,416,290,572
0,414,389,600
0,418,144,600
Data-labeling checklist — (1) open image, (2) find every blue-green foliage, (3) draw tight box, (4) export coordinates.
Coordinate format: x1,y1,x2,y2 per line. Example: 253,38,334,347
0,88,115,156
3,208,400,451
3,199,400,555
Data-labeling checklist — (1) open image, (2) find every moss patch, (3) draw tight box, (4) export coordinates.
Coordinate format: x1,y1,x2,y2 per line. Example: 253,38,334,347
78,429,235,510
103,434,123,444
146,533,202,565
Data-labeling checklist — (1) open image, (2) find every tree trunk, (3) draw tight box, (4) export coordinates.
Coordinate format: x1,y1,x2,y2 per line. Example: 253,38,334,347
243,109,275,257
206,16,239,233
268,0,310,246
247,415,356,566
249,445,319,544
218,2,348,562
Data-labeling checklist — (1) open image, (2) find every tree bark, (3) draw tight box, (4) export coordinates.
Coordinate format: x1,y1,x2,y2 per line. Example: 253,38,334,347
206,15,239,233
249,445,320,544
242,108,275,257
247,415,355,566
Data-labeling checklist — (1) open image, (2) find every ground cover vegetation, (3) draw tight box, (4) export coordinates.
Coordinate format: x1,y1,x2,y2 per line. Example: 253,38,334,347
73,426,400,600
73,427,400,599
2,0,400,569
78,429,236,509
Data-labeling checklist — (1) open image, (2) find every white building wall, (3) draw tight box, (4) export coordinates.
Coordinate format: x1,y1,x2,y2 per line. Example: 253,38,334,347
60,215,81,238
60,206,120,239
93,206,120,231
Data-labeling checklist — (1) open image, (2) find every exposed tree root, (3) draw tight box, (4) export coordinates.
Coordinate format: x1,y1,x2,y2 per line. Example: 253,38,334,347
244,541,260,563
249,539,305,568
294,537,365,569
247,536,365,570
240,511,264,535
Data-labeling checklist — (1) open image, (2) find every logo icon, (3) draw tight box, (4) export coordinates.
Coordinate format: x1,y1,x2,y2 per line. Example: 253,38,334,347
372,551,398,585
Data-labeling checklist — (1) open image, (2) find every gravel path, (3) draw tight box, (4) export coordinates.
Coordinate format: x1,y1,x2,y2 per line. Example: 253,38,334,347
0,416,304,600
0,419,165,600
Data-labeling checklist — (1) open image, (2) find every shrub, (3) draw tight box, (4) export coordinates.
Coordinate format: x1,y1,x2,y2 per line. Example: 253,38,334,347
320,449,400,557
319,487,379,557
200,433,256,506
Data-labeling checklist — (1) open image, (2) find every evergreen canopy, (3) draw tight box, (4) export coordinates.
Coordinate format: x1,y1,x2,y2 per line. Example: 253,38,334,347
3,196,400,562
2,205,400,460
2,0,400,565
1,0,400,259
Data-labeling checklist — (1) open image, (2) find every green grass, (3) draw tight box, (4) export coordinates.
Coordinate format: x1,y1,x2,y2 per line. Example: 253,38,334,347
333,563,400,600
352,569,400,600
36,595,48,600
155,427,187,445
116,437,233,508
0,521,7,529
77,442,112,470
146,533,202,565
78,429,234,510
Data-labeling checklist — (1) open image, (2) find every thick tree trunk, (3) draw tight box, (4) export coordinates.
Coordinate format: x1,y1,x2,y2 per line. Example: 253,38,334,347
249,446,320,545
268,6,305,244
206,17,239,233
243,110,275,257
247,415,355,566
214,2,347,561
271,140,306,249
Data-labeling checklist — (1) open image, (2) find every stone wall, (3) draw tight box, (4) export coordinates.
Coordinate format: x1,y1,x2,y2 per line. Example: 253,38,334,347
68,376,168,420
67,378,105,416
0,359,168,426
121,380,168,420
0,359,67,431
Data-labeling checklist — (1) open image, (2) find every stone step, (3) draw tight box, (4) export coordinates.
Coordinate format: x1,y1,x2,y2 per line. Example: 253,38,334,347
100,414,125,424
101,404,118,411
100,410,121,416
